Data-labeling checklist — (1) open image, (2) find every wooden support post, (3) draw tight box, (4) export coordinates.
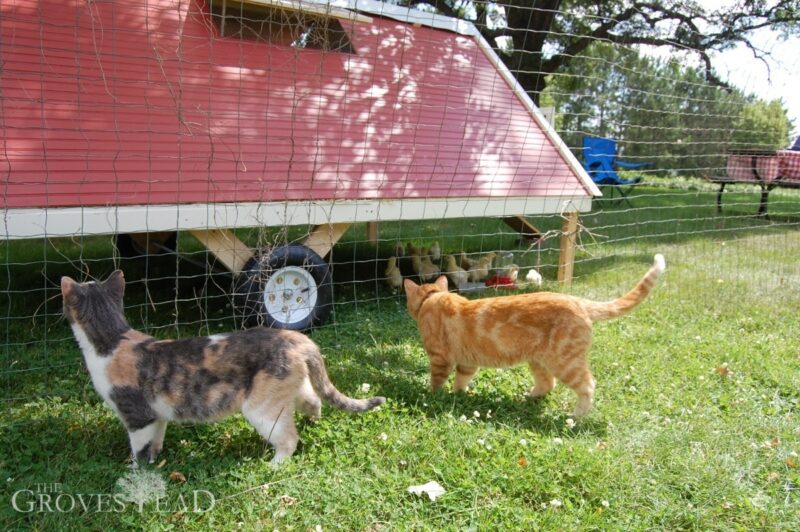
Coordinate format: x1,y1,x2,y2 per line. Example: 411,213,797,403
502,215,541,242
303,223,351,258
366,221,378,245
190,228,254,274
557,211,579,286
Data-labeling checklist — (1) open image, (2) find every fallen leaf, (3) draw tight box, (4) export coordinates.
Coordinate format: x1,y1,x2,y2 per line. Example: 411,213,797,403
596,441,607,450
280,495,297,506
407,481,446,501
786,456,797,469
766,471,780,483
518,457,528,467
168,471,186,483
715,363,733,377
156,459,167,469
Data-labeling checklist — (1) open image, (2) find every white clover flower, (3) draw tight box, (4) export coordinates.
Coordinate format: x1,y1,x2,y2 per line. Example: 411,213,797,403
459,414,468,422
519,438,528,446
473,411,481,418
380,432,388,442
361,383,371,393
550,499,562,507
601,500,610,508
566,418,576,429
553,437,563,445
477,438,485,446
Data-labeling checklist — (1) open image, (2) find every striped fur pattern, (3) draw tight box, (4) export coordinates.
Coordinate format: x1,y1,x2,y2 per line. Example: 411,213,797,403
404,254,666,416
61,271,384,466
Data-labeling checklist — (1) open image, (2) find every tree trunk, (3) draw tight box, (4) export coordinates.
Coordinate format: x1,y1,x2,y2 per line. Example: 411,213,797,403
496,0,562,105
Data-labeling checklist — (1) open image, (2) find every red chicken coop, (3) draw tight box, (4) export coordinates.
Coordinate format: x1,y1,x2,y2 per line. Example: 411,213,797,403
1,0,599,329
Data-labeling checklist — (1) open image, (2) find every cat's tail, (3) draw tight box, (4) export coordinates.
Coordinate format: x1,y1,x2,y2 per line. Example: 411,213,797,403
582,254,666,321
305,349,385,413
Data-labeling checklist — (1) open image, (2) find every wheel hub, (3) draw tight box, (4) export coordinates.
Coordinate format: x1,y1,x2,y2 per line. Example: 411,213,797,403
262,266,318,325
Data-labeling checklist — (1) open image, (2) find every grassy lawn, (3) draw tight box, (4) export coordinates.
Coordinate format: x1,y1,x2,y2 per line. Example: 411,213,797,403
1,181,799,529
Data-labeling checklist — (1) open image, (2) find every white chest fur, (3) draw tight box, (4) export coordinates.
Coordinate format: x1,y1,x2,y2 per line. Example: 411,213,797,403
70,322,113,403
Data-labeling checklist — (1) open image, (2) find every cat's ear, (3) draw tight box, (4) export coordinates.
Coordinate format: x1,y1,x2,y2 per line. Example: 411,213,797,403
103,270,126,301
60,276,84,307
403,278,418,293
60,276,77,297
434,275,449,292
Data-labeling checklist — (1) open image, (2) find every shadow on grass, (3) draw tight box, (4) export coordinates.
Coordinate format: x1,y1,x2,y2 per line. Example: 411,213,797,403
327,352,608,438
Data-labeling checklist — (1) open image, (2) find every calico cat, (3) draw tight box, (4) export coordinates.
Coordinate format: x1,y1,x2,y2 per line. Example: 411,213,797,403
403,254,665,416
61,271,384,465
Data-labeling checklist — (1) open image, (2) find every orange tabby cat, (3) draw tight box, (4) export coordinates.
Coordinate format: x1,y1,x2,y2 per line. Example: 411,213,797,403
403,254,665,416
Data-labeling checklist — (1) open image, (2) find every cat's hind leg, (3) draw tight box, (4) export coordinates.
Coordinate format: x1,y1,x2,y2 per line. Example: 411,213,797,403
527,361,556,398
295,377,322,420
453,365,478,392
242,401,299,466
551,358,595,417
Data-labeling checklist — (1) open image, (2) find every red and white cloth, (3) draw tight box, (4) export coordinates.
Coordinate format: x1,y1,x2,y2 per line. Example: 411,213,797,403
727,150,800,183
778,150,800,180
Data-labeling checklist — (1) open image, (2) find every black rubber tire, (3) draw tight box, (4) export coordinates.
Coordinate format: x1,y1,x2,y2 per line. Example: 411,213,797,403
235,245,333,330
115,232,177,258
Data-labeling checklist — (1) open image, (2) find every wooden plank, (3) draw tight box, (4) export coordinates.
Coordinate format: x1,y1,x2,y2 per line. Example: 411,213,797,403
303,223,351,258
190,228,254,274
366,221,378,245
557,211,579,286
502,215,541,242
234,0,372,24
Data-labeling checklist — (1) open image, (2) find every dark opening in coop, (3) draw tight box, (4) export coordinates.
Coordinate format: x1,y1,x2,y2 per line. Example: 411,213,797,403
208,0,355,53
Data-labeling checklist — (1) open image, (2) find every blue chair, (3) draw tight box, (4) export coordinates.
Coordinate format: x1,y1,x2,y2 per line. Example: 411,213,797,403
790,136,800,151
582,136,653,205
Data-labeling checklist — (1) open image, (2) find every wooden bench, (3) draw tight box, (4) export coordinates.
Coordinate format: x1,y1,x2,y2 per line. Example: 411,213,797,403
710,149,800,217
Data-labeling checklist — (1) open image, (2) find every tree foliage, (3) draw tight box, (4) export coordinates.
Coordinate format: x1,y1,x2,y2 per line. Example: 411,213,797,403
408,1,800,103
541,42,793,174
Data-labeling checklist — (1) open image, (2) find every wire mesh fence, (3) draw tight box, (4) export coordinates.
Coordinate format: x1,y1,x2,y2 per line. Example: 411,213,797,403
1,0,799,527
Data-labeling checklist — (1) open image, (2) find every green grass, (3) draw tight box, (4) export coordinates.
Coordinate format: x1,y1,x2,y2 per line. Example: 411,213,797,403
1,180,800,529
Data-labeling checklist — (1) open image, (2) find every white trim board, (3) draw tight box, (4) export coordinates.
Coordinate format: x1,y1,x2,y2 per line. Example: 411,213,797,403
328,0,476,35
2,196,592,240
232,0,373,24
